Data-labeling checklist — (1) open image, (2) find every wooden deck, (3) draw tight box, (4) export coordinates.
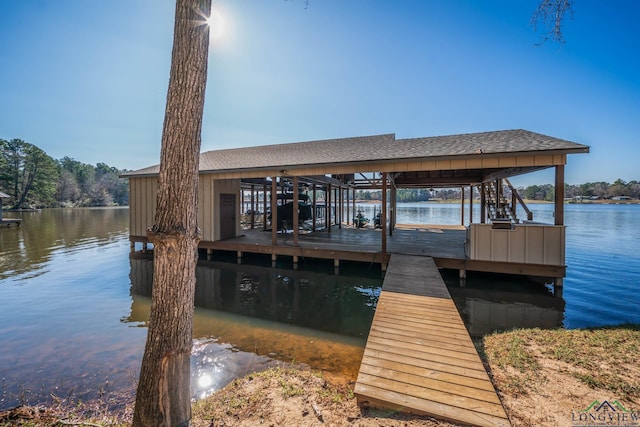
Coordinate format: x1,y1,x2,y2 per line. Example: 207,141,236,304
132,221,565,278
200,223,467,263
354,255,510,427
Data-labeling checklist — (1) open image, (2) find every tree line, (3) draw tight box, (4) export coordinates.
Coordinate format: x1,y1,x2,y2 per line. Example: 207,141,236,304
356,180,639,203
521,180,640,201
0,138,129,209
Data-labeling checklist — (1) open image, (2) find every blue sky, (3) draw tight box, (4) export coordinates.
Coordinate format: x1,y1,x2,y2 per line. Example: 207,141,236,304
1,1,638,186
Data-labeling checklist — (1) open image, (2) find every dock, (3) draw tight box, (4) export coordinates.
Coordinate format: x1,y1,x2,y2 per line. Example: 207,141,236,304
0,218,22,227
354,255,510,427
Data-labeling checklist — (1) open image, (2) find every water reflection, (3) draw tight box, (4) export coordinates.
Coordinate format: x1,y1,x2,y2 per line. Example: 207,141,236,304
443,271,565,336
0,208,129,280
126,255,381,395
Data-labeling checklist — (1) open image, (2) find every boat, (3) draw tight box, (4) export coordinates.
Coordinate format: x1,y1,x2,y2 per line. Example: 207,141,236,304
354,211,369,228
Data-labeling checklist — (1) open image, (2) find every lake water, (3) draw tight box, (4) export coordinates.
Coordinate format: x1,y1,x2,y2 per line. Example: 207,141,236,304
1,204,639,410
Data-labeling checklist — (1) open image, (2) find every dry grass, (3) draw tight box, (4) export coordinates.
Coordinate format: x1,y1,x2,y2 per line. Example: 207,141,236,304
482,324,640,426
2,324,639,426
191,365,447,426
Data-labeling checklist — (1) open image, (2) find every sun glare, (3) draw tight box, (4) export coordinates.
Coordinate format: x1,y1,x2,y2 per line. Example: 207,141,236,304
207,9,225,40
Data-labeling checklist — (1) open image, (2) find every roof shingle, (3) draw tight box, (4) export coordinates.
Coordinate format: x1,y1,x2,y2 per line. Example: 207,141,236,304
123,129,588,177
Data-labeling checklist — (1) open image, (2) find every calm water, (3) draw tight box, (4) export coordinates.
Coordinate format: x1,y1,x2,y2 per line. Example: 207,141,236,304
1,204,639,409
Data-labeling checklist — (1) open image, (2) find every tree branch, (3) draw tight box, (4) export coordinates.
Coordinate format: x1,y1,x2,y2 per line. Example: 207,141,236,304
531,0,574,45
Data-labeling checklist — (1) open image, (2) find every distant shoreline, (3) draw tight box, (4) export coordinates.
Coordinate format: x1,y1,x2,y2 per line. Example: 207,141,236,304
352,199,639,205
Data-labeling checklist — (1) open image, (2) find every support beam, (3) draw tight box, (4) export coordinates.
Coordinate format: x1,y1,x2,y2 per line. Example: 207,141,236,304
480,183,486,224
327,184,332,233
352,188,356,227
381,172,387,255
346,187,350,226
312,185,317,232
469,185,474,224
263,184,268,230
460,186,465,226
250,184,255,229
293,176,299,247
390,183,396,236
555,165,565,226
338,186,343,229
271,177,277,246
333,187,340,225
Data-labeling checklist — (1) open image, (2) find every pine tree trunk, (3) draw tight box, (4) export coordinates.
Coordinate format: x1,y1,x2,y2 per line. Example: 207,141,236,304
132,0,210,425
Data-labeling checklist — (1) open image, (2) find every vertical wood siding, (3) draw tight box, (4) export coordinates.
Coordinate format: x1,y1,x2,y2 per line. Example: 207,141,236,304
469,223,565,266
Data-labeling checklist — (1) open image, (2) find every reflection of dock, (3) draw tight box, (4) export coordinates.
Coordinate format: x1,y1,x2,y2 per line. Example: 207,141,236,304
449,285,564,337
355,255,510,427
0,218,22,227
128,255,377,385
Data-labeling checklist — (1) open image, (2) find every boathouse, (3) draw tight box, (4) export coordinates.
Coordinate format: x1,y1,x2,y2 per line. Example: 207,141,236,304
124,129,588,425
124,129,588,283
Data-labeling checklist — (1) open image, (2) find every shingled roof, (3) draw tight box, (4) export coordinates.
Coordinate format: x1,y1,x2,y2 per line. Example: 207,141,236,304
123,129,588,177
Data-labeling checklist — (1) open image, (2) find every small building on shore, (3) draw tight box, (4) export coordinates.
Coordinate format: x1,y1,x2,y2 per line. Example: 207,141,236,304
0,191,23,227
123,129,589,283
0,191,8,221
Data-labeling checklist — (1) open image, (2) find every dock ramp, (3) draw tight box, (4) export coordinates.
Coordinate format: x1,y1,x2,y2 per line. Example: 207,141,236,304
354,255,510,427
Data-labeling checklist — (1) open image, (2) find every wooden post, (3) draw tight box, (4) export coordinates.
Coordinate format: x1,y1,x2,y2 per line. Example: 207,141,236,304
555,165,565,226
346,187,350,226
460,186,465,226
327,184,332,233
390,183,396,236
352,188,356,227
312,185,317,232
262,184,268,230
293,176,299,246
333,186,340,225
250,185,255,229
480,183,486,223
240,188,244,218
336,186,343,229
271,177,277,246
381,172,387,255
495,179,502,218
469,185,473,224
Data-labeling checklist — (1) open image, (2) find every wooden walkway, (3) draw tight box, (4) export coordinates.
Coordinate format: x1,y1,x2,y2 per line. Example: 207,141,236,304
355,255,510,427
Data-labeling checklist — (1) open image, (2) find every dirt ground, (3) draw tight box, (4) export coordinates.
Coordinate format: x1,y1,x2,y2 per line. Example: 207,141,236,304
2,326,638,427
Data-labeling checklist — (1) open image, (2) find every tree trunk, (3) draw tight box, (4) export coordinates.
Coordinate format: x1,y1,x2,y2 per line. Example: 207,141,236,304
132,0,210,426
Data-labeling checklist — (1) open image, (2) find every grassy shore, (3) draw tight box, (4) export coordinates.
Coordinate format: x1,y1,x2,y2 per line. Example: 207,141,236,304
2,324,638,426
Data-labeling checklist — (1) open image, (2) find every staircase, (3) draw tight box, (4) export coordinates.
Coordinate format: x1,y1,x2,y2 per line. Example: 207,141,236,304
481,179,532,224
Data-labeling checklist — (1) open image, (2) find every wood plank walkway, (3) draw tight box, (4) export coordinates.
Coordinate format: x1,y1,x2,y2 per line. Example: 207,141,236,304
354,255,510,427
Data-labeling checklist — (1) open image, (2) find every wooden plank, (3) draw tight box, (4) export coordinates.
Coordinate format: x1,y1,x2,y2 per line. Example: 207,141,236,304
355,383,509,427
362,346,489,380
356,374,507,421
369,325,478,351
355,254,510,426
359,364,502,405
359,354,495,392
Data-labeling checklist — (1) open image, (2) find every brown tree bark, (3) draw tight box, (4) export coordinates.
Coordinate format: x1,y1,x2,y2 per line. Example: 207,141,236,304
132,0,210,426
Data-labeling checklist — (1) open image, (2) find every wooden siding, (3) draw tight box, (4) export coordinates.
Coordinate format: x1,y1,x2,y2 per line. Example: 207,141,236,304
468,223,565,265
355,255,510,427
198,175,215,241
130,176,241,242
129,176,158,237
